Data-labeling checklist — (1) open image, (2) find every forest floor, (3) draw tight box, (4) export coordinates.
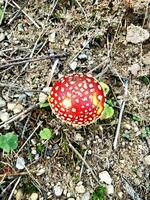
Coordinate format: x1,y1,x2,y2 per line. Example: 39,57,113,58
0,0,150,200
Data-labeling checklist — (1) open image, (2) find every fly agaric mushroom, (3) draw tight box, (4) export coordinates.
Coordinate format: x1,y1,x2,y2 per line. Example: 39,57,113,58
49,73,105,125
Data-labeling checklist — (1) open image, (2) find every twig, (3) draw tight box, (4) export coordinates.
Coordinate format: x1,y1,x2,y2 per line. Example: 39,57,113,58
113,79,129,149
79,150,87,179
11,1,40,29
75,0,88,21
15,121,42,157
8,177,21,200
0,170,37,178
0,103,39,129
67,140,99,183
0,53,68,71
46,59,59,87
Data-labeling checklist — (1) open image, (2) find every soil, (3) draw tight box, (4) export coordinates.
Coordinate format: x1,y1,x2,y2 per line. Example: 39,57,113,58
0,0,150,200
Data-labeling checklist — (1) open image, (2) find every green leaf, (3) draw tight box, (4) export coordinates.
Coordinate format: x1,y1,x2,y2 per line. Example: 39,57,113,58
0,132,18,153
107,99,114,107
123,132,130,140
39,128,52,140
40,102,50,108
100,103,114,120
132,115,141,122
99,82,109,96
92,185,106,200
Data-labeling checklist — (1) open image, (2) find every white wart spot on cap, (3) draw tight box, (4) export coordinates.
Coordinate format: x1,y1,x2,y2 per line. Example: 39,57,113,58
55,86,59,90
98,95,102,100
98,85,102,90
89,84,93,88
61,87,65,92
72,108,76,112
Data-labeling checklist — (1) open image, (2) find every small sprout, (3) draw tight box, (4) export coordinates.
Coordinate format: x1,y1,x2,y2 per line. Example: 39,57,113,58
40,102,50,108
36,144,45,153
107,99,114,107
91,184,106,200
123,131,130,140
139,75,150,85
140,127,150,140
100,103,114,120
99,82,110,96
39,128,52,140
0,132,18,153
24,182,38,193
132,115,141,122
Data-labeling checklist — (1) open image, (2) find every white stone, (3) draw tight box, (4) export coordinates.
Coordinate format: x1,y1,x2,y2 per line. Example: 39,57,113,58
16,157,25,170
49,32,56,43
29,193,38,200
69,61,78,70
81,191,90,200
53,183,63,197
144,155,150,165
39,87,50,103
0,111,9,122
129,63,140,76
75,185,85,194
126,24,149,44
13,104,24,114
99,171,112,185
118,191,123,199
0,97,6,108
78,54,88,61
106,184,114,195
16,189,24,200
68,198,75,200
0,32,5,42
74,133,84,142
31,148,37,155
7,102,16,110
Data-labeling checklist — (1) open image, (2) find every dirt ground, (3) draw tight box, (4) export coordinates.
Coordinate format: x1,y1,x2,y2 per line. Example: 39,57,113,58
0,0,150,200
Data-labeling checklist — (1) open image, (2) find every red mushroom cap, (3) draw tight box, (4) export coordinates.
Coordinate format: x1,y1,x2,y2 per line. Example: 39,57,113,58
49,73,105,125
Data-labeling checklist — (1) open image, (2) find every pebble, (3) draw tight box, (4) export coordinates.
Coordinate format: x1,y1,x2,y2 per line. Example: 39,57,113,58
144,155,150,165
7,102,16,110
0,97,6,108
68,198,75,200
53,183,63,197
142,51,150,65
16,189,24,200
106,184,114,195
31,148,37,155
74,133,84,142
78,54,88,61
0,32,5,42
49,32,56,43
0,111,9,122
69,61,78,70
75,185,85,194
129,63,140,76
126,24,149,44
39,87,50,103
118,191,123,199
81,191,90,200
29,193,38,200
99,171,112,185
13,104,24,114
16,157,25,170
0,0,4,5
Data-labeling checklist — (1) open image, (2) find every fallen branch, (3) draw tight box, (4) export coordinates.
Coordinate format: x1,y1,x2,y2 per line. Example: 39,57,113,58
113,78,129,149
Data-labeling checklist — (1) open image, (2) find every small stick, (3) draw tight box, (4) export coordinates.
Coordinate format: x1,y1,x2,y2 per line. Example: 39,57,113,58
0,170,37,178
68,141,99,183
11,1,40,29
46,59,59,87
8,177,21,200
0,53,68,70
113,79,129,149
15,121,42,157
0,103,39,129
79,150,87,179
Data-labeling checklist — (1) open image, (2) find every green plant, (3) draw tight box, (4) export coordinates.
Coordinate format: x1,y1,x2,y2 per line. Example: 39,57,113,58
0,132,18,153
140,127,150,140
100,103,114,120
0,6,4,24
123,131,130,140
92,185,106,200
23,182,38,193
132,115,141,122
36,144,45,153
40,101,50,108
39,128,52,140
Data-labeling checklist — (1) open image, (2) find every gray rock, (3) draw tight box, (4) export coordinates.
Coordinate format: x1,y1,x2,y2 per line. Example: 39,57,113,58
0,32,5,42
0,111,9,122
69,61,78,70
15,189,24,200
99,171,112,185
78,54,88,61
53,183,63,197
16,157,25,170
0,97,6,108
142,51,150,65
106,184,114,195
126,24,149,44
74,133,84,142
75,185,85,194
29,193,38,200
81,191,90,200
